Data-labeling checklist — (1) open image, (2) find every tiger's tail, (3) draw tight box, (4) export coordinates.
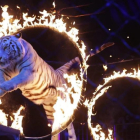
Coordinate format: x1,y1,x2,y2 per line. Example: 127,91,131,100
89,42,114,57
55,57,80,76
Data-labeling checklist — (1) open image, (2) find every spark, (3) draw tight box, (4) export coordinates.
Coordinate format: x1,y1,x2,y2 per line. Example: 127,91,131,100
48,123,52,127
17,6,20,9
53,2,56,8
103,64,108,71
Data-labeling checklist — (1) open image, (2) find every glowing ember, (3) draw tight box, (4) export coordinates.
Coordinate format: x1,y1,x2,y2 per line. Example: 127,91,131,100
53,2,56,8
17,6,20,9
103,65,108,71
48,123,52,127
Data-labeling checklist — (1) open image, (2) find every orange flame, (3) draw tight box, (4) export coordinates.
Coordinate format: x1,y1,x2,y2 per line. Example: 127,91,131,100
0,99,24,133
52,72,83,132
11,106,24,134
84,68,140,139
0,99,8,126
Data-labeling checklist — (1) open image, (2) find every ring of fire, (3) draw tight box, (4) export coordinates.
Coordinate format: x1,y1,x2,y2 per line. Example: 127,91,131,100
1,4,140,140
0,4,88,138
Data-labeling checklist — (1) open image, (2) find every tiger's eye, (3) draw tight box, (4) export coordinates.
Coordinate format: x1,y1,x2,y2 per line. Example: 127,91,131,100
4,46,7,50
3,40,6,42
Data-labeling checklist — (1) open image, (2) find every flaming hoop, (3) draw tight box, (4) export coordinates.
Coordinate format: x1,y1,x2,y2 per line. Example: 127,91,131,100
0,3,139,140
0,4,88,138
84,68,140,140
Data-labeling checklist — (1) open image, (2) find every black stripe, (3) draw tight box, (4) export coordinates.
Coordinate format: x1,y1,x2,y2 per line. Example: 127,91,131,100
12,40,22,57
18,48,29,67
14,63,18,71
6,67,12,72
44,109,54,113
25,80,44,91
24,91,31,96
26,92,43,97
16,44,21,57
18,57,30,68
27,64,44,91
24,70,43,91
19,63,33,72
24,91,34,98
26,86,49,97
42,87,48,93
30,96,45,100
43,103,53,107
0,69,11,78
33,81,45,91
29,87,48,97
48,85,56,89
32,69,43,88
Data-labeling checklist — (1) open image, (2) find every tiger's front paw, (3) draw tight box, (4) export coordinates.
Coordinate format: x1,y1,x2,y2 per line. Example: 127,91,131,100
0,82,16,92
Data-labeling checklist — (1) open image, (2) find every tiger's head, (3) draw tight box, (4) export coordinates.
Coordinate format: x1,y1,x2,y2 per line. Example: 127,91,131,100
0,33,25,68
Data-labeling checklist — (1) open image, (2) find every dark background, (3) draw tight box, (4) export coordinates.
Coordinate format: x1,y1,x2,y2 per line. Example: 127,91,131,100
0,0,140,139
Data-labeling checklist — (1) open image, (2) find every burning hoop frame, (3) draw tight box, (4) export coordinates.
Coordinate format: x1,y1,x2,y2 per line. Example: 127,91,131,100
0,4,88,139
0,3,140,140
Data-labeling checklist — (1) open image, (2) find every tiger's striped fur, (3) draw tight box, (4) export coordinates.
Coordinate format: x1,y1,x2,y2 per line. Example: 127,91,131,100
0,33,80,140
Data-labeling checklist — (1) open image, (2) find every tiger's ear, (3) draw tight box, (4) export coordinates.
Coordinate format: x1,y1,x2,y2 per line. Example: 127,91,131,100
15,32,22,38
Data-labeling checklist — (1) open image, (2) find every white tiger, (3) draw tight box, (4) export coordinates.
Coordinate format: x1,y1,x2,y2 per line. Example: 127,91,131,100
0,33,80,140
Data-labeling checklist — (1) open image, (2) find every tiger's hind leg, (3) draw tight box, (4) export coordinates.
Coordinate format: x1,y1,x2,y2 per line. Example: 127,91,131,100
43,58,80,139
54,57,79,140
